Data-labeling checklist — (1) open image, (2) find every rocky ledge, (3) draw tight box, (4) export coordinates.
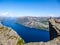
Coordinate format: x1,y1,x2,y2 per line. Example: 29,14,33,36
0,23,25,45
24,18,60,45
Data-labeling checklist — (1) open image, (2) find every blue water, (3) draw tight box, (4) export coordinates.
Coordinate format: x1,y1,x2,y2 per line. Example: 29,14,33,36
1,18,50,43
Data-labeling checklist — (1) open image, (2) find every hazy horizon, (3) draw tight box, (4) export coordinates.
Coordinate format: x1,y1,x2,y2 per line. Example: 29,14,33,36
0,0,60,17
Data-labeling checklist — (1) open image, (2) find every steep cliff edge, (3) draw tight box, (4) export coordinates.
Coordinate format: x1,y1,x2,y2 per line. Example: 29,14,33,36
49,18,60,39
24,18,60,45
0,23,25,45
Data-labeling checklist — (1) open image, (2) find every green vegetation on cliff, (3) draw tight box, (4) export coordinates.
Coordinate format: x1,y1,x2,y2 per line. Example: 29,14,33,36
17,38,25,45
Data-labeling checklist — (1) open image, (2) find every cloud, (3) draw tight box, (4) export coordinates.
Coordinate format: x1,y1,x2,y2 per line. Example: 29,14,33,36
1,12,9,15
48,14,55,17
0,12,59,17
0,12,9,17
0,12,14,17
0,12,22,17
47,14,58,17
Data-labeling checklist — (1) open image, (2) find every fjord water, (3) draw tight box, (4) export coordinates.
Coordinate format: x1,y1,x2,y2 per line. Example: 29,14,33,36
2,18,50,43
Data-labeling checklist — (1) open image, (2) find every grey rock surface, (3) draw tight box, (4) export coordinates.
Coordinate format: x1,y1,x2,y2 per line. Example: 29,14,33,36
0,23,25,45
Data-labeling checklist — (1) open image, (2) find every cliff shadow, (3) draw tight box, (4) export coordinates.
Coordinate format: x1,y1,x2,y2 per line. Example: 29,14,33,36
49,21,59,40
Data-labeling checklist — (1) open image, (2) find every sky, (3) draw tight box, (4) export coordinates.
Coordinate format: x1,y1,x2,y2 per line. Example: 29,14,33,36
0,0,60,17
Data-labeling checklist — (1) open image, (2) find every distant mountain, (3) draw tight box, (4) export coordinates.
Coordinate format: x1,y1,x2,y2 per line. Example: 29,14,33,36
0,16,4,22
15,16,49,30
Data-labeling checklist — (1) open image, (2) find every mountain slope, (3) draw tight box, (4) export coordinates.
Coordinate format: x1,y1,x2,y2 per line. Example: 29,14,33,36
16,16,49,30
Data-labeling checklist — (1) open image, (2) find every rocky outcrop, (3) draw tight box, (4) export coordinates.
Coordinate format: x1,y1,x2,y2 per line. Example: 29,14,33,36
24,18,60,45
0,23,25,45
49,19,60,40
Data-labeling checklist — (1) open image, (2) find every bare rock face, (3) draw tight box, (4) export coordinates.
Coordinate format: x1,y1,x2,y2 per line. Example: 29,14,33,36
0,23,25,45
50,36,60,45
49,19,60,36
24,18,60,45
